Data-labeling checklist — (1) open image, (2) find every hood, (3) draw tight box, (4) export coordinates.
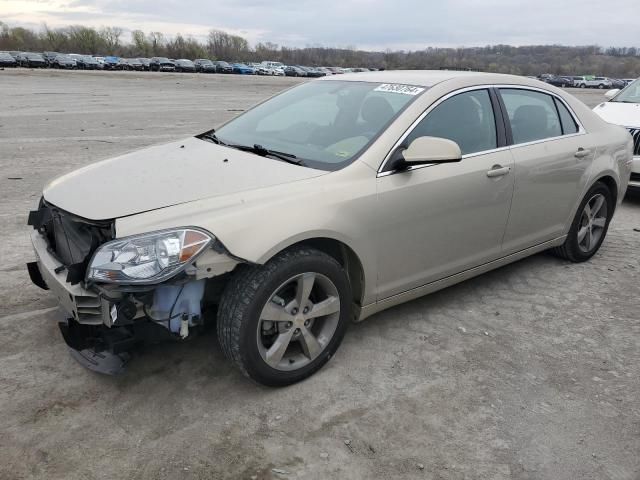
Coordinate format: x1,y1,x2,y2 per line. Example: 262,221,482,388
593,101,640,128
43,137,326,220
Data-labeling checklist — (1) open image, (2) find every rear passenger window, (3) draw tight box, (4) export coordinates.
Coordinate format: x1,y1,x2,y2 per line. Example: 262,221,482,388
500,89,562,144
405,89,497,155
554,99,579,135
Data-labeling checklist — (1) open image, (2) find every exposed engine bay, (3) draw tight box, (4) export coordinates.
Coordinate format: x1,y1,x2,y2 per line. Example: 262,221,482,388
27,199,242,374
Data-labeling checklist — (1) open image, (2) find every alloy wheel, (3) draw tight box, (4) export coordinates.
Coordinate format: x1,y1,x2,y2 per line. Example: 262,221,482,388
256,272,340,371
577,193,607,253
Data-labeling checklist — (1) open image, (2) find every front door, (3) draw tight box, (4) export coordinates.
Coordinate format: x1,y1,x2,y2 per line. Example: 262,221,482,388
375,88,515,300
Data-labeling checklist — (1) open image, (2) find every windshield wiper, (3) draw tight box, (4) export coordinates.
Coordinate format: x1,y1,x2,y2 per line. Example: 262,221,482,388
200,130,226,145
199,131,304,166
227,143,304,166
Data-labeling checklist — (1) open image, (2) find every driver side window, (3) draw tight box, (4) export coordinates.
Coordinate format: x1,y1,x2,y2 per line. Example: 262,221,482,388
405,89,497,155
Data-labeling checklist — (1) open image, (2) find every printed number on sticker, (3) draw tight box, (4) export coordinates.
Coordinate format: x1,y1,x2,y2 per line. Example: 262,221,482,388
374,84,425,96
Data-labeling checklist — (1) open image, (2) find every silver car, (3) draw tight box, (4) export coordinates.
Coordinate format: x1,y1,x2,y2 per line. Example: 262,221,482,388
27,71,633,385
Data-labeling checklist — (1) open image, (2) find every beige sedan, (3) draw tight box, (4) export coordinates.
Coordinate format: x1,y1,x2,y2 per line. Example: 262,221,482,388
28,71,633,385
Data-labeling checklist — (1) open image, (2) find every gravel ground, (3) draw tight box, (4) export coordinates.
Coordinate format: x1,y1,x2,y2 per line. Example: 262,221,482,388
0,69,638,480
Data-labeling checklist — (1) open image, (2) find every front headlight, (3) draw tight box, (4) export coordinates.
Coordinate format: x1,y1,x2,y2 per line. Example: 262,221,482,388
87,228,213,284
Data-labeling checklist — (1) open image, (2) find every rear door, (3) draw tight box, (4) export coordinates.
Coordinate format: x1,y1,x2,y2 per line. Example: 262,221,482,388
497,87,595,254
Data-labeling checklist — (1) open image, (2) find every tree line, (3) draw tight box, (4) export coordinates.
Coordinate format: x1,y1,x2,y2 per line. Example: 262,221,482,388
1,22,639,77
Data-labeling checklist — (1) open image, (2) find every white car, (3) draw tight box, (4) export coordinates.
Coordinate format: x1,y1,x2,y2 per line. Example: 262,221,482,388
593,78,640,191
255,64,284,76
572,76,613,89
260,61,285,76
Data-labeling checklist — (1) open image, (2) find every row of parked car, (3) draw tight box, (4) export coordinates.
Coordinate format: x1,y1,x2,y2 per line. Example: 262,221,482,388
0,51,376,77
537,74,634,89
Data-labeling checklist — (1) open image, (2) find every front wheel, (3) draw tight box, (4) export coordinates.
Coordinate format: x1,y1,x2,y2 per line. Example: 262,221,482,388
551,182,613,262
217,247,352,386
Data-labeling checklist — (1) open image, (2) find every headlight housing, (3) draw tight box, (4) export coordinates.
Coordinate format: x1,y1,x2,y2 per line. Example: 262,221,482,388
87,228,213,284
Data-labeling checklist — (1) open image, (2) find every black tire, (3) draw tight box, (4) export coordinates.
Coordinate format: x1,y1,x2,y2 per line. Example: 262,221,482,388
551,181,614,262
217,246,352,386
580,83,586,88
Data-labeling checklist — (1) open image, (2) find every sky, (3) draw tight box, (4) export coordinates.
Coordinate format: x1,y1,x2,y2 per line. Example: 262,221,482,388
1,0,638,50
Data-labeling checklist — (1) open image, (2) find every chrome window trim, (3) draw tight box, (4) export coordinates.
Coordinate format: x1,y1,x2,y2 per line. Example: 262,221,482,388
377,84,586,177
506,131,585,151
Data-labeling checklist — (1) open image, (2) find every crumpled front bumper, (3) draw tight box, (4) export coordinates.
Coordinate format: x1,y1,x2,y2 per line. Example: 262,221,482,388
28,230,108,325
28,230,134,373
28,228,215,374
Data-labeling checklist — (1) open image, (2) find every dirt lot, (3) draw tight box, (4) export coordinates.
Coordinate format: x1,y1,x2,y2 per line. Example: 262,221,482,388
0,69,639,480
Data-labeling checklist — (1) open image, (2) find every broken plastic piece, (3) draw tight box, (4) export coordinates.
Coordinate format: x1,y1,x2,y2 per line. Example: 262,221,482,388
67,347,129,375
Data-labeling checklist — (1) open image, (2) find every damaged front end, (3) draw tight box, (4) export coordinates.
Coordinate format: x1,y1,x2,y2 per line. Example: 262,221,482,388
27,199,241,374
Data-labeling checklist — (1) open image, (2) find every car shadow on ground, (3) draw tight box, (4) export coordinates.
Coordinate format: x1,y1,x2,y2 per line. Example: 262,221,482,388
102,250,567,391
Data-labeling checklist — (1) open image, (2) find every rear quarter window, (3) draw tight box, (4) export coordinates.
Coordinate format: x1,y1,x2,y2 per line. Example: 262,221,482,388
554,99,579,135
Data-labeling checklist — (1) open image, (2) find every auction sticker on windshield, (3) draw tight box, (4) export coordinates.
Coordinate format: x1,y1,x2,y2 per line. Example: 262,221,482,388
374,84,425,95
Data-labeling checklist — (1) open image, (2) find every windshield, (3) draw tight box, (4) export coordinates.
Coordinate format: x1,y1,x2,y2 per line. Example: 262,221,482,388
211,80,425,171
611,79,640,104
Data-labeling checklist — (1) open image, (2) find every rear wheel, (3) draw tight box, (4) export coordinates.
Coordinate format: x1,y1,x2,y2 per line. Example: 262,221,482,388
551,182,613,262
217,247,352,386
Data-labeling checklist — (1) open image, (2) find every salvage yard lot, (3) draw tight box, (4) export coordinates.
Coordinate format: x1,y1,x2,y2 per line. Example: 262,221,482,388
0,69,639,480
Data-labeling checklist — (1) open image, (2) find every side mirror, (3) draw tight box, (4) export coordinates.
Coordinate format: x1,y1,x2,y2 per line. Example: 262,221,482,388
401,136,462,166
604,89,620,100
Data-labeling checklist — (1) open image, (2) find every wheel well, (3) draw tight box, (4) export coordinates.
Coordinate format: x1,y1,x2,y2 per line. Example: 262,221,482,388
595,175,618,206
290,238,365,310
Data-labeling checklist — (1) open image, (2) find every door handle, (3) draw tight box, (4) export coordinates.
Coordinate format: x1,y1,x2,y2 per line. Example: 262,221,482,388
486,165,511,178
574,148,591,159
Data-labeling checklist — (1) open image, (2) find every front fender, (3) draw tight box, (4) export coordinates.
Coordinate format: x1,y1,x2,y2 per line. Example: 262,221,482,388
115,161,379,305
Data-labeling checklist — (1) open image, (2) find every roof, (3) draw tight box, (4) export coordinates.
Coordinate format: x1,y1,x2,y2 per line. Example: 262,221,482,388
322,69,545,89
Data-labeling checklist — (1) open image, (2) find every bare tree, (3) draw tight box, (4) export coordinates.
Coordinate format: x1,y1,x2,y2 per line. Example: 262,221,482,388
131,30,150,56
0,21,639,76
101,26,123,53
148,32,165,56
